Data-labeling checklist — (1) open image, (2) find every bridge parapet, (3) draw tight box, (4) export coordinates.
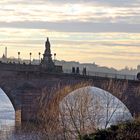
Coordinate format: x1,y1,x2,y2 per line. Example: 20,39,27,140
0,62,62,73
63,69,138,81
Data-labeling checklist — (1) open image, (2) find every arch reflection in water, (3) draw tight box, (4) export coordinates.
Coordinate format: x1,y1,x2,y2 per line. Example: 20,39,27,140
0,88,15,128
60,86,133,132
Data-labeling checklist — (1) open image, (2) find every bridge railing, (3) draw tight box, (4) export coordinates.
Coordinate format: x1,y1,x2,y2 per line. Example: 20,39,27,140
0,62,40,72
0,62,138,81
63,69,137,80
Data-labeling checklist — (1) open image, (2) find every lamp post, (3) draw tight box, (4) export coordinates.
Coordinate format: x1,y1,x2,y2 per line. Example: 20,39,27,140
54,53,56,65
29,52,32,64
38,52,41,64
18,52,20,63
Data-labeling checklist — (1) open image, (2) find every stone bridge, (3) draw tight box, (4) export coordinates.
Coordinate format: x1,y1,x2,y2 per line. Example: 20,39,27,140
0,38,140,124
0,63,140,124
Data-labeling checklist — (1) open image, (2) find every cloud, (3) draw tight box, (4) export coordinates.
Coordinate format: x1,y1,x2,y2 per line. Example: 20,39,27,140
0,0,91,5
92,0,140,7
0,0,139,37
0,3,104,22
0,21,140,33
0,1,140,24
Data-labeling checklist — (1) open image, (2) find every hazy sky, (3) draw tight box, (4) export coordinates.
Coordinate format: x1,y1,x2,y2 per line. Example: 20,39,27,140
0,0,140,69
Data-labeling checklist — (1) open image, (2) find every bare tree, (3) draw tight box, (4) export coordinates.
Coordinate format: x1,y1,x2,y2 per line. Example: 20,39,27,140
59,85,132,139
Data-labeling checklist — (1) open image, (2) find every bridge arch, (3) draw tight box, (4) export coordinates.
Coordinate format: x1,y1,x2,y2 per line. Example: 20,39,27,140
52,81,135,118
0,86,22,125
0,88,16,110
59,86,133,129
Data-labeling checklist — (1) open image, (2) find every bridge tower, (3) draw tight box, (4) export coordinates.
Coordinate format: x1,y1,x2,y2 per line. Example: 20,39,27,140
41,37,55,70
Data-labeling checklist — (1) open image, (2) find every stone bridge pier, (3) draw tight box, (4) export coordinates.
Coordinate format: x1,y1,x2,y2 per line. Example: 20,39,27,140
1,82,43,125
